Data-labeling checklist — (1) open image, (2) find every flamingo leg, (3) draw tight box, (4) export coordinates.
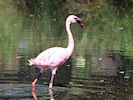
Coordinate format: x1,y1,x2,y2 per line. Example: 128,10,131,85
49,74,55,89
49,68,57,89
32,73,42,91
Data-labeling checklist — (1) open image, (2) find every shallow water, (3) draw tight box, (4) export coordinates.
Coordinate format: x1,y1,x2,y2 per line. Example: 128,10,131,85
0,1,133,100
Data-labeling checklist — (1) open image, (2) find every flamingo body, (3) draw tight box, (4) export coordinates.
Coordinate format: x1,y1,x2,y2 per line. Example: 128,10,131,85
28,15,83,90
29,47,68,71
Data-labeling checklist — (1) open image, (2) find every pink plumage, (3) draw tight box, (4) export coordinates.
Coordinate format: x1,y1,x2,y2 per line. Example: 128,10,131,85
28,47,68,70
28,15,83,91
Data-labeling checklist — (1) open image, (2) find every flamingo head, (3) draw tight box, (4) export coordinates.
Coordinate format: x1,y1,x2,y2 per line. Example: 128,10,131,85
67,15,84,27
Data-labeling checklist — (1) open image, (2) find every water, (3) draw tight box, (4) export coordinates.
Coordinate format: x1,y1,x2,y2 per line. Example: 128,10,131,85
0,0,133,100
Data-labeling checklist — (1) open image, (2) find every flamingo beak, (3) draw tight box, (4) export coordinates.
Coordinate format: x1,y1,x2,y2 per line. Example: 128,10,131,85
75,18,84,28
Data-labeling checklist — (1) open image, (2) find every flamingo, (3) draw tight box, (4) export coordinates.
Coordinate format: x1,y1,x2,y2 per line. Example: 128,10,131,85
28,15,83,91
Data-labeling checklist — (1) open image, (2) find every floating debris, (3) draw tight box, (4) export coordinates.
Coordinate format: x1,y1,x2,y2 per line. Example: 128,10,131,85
119,71,124,74
99,80,104,82
124,76,130,79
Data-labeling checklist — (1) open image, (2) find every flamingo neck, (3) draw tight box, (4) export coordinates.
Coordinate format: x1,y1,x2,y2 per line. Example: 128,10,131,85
66,20,74,57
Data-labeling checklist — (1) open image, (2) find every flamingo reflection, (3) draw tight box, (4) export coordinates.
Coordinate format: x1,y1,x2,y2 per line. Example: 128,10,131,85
49,89,54,100
32,90,38,100
32,89,54,100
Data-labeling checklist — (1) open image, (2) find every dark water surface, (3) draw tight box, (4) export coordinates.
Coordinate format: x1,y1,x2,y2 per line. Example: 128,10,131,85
0,1,133,100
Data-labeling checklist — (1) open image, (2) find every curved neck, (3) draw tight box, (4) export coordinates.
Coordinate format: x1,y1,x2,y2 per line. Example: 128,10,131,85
66,20,74,56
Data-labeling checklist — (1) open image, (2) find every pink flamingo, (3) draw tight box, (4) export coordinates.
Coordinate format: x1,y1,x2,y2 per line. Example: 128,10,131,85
28,15,83,91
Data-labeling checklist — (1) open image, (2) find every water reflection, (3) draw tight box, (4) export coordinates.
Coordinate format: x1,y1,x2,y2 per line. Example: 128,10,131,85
32,89,54,100
32,90,38,100
49,89,54,100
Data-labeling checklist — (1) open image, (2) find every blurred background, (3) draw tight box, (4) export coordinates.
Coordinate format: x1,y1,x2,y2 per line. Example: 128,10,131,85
0,0,133,100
